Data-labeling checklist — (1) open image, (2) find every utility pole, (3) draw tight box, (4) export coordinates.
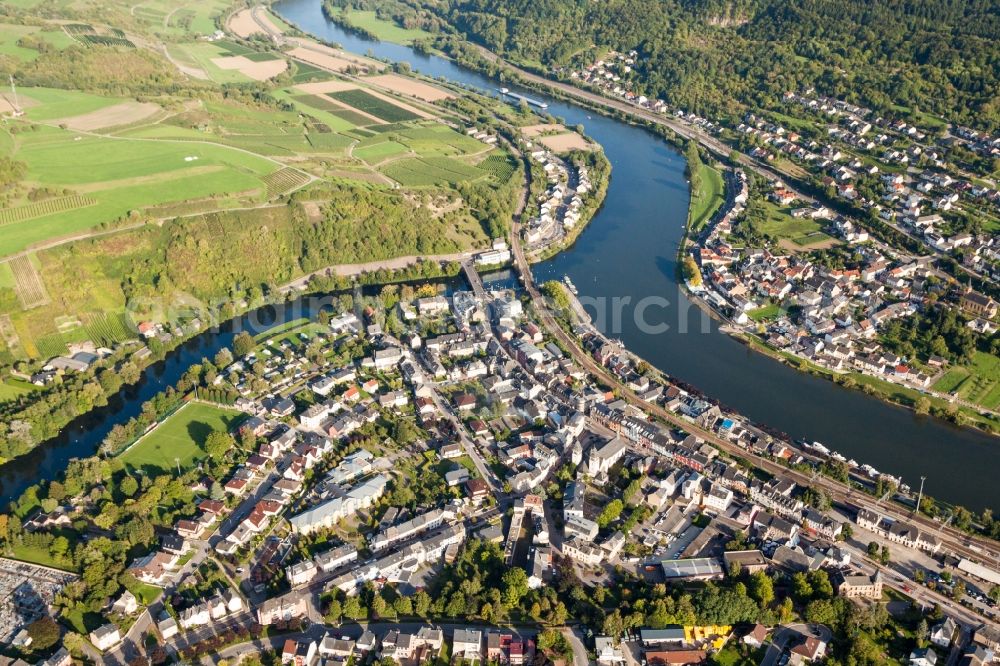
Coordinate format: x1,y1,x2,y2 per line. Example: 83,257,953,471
916,475,927,515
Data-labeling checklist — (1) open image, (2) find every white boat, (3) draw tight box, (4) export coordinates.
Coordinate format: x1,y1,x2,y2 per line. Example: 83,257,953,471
562,275,578,295
847,459,859,468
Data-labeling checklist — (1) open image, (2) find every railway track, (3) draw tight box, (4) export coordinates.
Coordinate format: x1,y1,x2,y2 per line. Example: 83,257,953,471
509,201,1000,586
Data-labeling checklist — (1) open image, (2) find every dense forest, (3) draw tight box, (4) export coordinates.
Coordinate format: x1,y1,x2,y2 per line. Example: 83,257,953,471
408,0,1000,130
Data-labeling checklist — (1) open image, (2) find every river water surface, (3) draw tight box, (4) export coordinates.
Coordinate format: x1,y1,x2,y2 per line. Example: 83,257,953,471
272,0,1000,513
1,1,996,513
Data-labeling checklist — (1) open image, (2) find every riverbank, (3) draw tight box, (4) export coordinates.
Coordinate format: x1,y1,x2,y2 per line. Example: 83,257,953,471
676,153,1000,437
268,0,1000,512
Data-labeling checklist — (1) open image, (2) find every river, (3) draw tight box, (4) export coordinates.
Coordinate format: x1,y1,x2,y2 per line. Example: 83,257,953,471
0,1,995,513
271,0,999,513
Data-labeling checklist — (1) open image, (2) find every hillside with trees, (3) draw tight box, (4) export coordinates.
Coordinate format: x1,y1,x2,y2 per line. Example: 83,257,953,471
412,0,1000,130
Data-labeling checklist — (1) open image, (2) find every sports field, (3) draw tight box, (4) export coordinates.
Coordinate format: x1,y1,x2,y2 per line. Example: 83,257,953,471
120,402,243,473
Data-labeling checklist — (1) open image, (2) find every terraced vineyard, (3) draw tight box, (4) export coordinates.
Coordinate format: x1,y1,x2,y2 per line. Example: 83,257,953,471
63,23,96,34
79,35,136,48
263,167,310,197
8,255,48,309
83,312,135,346
0,195,98,226
478,154,518,182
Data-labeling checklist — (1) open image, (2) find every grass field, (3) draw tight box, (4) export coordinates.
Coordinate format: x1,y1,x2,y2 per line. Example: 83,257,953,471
128,0,231,37
931,351,1000,410
758,202,838,249
355,139,410,163
0,377,37,403
688,163,725,232
0,117,279,256
257,319,327,348
747,303,784,322
120,402,243,473
22,87,127,120
124,579,162,605
326,8,433,44
9,542,76,572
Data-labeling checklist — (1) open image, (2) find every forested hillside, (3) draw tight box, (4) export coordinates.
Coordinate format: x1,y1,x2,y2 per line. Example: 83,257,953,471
398,0,1000,129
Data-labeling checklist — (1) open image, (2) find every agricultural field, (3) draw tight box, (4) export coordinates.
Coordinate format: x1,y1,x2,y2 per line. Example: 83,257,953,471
395,125,488,156
932,351,1000,410
82,312,135,347
327,89,423,123
354,139,411,164
478,154,518,183
1,115,282,256
124,0,232,37
0,195,97,227
0,0,523,366
120,402,243,473
382,156,487,187
168,41,259,83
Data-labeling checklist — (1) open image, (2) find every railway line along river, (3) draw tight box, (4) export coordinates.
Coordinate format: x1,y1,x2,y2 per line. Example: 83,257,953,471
272,0,1000,513
0,0,996,514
